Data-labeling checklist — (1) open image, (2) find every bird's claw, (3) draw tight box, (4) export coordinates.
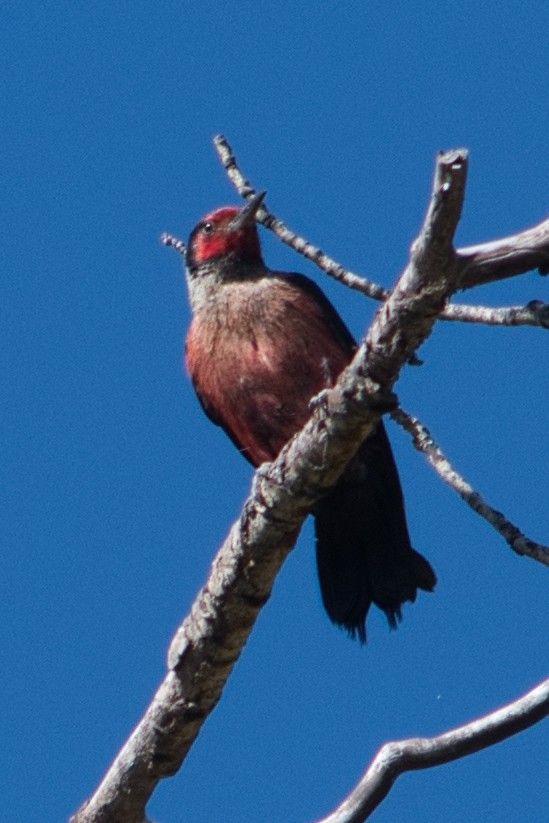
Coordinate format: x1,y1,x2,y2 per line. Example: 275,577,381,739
309,389,331,415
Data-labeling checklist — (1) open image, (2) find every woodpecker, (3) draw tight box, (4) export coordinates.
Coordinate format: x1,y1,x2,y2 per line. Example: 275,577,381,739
183,192,436,643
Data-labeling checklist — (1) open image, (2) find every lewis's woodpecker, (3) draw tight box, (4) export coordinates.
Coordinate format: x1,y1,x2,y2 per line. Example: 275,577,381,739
184,192,436,643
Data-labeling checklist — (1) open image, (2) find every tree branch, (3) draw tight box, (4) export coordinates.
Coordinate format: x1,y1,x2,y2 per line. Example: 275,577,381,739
457,220,549,290
214,134,549,330
391,407,549,567
440,299,549,328
315,676,549,823
73,142,547,822
213,133,387,300
71,148,469,823
160,231,186,257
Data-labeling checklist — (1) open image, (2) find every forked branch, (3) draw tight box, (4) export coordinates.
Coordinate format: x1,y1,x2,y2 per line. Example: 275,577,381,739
72,143,547,823
214,134,549,328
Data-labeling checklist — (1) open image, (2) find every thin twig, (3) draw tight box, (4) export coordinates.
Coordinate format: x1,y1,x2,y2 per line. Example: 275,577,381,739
391,407,549,567
213,134,549,329
213,134,387,300
160,231,186,258
316,676,549,823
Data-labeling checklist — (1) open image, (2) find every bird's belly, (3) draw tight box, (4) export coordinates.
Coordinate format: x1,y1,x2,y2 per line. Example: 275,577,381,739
222,350,323,464
187,287,352,466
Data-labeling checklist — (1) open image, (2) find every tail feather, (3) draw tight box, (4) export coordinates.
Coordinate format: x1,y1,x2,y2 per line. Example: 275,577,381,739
313,422,436,643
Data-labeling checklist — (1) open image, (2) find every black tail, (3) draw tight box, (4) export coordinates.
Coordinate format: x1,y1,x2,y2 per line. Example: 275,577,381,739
313,421,436,643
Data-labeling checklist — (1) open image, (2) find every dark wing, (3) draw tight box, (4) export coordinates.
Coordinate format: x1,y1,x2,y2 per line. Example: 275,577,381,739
284,273,357,356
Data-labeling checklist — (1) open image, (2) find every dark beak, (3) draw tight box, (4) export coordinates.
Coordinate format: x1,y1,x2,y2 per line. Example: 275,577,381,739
230,190,266,230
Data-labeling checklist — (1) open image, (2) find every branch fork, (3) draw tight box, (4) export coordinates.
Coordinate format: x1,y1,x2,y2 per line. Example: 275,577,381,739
72,138,548,823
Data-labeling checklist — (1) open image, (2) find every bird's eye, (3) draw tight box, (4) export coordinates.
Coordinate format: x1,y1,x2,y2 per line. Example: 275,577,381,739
202,221,214,235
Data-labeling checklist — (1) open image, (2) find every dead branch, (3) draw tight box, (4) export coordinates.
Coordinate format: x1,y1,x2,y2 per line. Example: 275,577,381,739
214,133,387,300
391,407,549,567
71,147,470,823
457,222,549,289
160,231,186,257
315,676,549,823
214,134,549,329
72,143,547,823
440,299,549,327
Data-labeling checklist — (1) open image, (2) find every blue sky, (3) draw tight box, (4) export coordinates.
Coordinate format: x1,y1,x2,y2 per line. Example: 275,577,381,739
2,3,548,822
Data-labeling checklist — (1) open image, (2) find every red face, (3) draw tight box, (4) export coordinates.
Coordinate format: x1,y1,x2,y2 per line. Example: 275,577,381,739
187,207,262,268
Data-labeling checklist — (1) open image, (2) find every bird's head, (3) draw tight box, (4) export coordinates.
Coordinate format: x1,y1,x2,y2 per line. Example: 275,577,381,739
186,191,266,275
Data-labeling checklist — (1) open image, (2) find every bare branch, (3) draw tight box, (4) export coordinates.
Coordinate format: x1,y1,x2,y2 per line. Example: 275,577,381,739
316,676,549,823
214,135,548,330
160,231,186,258
357,149,467,389
162,211,549,330
457,218,549,290
74,141,547,822
72,149,470,823
161,211,549,330
391,407,549,567
213,134,387,300
441,299,549,327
